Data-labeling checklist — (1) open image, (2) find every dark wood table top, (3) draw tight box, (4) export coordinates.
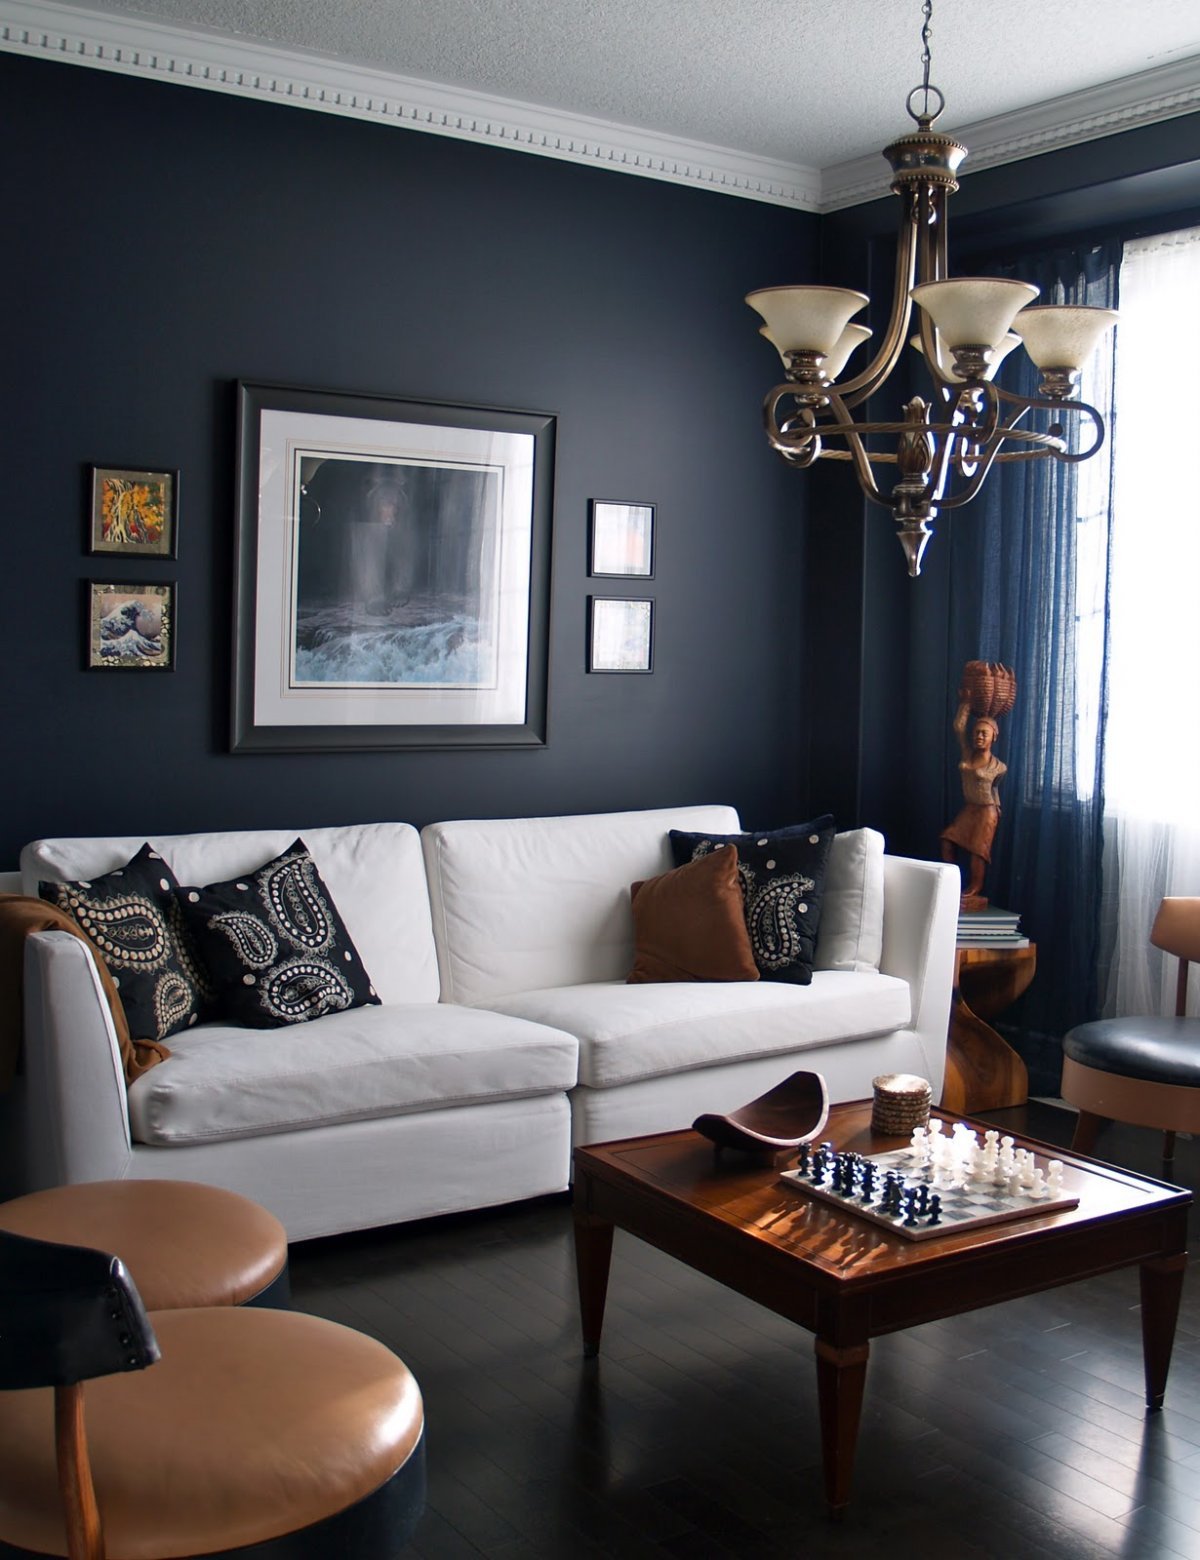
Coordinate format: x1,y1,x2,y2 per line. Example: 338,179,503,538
574,1101,1191,1303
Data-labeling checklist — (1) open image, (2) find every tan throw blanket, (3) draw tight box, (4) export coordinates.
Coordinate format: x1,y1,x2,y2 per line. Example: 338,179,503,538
0,894,170,1091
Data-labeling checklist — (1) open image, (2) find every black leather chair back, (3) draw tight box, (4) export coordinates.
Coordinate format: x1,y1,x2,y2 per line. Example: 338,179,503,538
0,1229,159,1390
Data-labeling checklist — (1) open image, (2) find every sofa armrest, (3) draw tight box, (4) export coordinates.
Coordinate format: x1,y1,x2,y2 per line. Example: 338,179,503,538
21,931,134,1189
879,856,960,1100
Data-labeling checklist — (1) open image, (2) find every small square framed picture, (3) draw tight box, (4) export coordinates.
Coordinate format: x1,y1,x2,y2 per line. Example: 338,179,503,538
589,499,654,578
87,582,176,670
89,466,178,557
588,596,653,674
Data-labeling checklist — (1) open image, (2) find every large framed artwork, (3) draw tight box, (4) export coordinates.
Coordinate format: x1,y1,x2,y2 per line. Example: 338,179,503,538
232,383,555,751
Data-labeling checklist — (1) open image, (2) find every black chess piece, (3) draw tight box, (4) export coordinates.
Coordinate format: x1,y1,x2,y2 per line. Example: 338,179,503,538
797,1142,811,1176
903,1189,920,1226
917,1184,930,1216
861,1164,876,1203
927,1193,942,1226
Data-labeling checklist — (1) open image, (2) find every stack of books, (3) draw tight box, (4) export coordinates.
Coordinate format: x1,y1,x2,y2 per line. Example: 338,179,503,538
956,906,1030,949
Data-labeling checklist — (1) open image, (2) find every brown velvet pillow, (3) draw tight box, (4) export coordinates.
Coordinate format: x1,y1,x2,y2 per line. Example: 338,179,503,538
627,845,760,984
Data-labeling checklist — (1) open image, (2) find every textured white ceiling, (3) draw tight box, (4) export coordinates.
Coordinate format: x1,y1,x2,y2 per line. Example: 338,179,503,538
43,0,1200,168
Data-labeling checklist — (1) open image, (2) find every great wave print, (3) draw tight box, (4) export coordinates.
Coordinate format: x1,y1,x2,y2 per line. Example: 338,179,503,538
291,455,500,690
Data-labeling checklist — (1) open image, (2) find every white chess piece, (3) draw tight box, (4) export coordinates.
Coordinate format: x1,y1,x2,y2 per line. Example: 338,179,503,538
1028,1168,1046,1198
1046,1160,1065,1196
910,1126,928,1162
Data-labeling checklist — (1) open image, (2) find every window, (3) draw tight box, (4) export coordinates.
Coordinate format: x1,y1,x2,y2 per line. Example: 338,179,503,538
1103,225,1200,825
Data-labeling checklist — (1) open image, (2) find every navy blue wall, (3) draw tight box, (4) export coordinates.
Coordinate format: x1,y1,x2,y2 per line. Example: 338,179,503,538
1,51,823,866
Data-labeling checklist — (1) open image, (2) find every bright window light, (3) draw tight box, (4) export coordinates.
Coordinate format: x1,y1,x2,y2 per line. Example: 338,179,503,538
1103,227,1200,825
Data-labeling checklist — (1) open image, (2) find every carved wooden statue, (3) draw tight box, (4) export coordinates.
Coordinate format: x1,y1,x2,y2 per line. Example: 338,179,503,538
940,661,1017,911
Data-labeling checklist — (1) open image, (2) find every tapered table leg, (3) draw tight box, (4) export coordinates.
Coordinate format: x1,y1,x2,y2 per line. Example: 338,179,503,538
573,1213,614,1358
814,1337,870,1516
1140,1252,1187,1409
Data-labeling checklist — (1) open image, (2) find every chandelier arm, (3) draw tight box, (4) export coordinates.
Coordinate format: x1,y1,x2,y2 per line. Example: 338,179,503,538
927,381,998,497
931,435,1009,511
990,388,1108,461
834,192,920,409
935,397,1054,508
825,391,890,506
763,384,820,461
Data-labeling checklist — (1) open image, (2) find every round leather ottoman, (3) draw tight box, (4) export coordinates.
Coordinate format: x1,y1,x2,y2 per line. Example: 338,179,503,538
0,1181,289,1310
0,1307,425,1559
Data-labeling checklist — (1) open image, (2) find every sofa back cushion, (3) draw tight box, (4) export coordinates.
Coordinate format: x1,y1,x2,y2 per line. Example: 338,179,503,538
422,805,742,1005
814,827,885,973
21,823,439,1005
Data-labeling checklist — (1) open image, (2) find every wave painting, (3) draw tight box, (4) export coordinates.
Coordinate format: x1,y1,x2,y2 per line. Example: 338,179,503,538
294,598,490,687
292,456,500,690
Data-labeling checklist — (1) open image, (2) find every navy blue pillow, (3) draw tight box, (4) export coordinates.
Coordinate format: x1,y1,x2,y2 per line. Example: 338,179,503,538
175,840,379,1028
40,842,211,1040
669,816,836,985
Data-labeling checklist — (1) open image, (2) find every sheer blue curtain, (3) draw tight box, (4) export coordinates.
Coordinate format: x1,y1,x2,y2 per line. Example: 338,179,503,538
946,240,1120,1093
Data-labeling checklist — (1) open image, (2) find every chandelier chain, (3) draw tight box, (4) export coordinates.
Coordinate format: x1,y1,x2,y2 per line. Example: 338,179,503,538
907,0,943,126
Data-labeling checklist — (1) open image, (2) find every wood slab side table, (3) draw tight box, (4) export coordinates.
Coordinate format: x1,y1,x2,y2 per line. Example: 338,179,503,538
941,943,1034,1114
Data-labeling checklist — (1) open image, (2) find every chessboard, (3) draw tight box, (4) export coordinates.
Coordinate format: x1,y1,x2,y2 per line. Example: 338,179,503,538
780,1140,1079,1241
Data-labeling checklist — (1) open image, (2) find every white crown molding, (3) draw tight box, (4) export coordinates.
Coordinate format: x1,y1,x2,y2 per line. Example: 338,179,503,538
4,2,1200,216
821,51,1200,212
0,0,823,212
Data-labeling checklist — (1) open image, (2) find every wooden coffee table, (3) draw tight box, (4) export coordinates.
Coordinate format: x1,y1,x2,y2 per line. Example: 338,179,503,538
572,1101,1191,1515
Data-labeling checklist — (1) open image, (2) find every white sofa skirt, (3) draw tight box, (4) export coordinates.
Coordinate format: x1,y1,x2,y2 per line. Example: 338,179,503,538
121,1094,573,1241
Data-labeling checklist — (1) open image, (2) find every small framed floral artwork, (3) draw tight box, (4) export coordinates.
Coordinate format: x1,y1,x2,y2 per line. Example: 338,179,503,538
87,582,176,670
588,596,654,673
589,500,654,578
89,466,178,557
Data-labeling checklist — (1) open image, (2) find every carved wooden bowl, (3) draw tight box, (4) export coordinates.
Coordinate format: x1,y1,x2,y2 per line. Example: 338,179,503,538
692,1071,829,1154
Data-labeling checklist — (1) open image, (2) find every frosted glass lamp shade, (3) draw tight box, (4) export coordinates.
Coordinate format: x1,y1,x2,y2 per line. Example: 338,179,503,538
910,278,1039,349
910,330,1020,382
764,322,870,379
746,286,868,355
823,322,872,379
1013,305,1119,370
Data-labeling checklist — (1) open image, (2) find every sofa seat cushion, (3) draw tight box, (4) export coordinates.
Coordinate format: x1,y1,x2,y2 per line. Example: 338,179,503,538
478,971,912,1089
127,1004,579,1146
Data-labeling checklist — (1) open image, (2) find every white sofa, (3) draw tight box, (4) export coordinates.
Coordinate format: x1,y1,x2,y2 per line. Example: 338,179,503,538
9,805,958,1241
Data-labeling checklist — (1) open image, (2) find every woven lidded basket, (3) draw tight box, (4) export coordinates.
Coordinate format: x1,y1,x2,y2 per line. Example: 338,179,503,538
871,1072,932,1135
960,660,1017,720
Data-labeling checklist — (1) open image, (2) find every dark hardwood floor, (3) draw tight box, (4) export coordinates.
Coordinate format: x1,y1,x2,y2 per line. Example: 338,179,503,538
288,1104,1199,1559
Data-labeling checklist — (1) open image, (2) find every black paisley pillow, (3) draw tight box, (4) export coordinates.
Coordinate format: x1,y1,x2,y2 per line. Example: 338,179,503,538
668,816,837,985
40,843,211,1041
174,840,379,1029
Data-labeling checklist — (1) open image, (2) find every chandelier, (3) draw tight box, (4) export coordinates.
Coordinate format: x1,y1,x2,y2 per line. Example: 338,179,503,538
746,0,1118,577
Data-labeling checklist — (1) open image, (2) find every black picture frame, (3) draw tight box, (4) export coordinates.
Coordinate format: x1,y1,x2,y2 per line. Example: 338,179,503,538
88,465,179,558
231,382,556,752
87,580,176,670
588,595,654,674
588,499,655,578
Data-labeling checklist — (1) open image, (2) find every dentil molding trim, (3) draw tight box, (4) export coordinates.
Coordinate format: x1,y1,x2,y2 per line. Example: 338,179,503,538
4,0,1200,215
0,0,823,211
